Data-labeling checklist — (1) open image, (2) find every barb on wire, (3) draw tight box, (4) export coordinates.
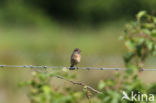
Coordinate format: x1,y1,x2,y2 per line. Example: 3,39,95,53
0,64,156,71
55,75,102,94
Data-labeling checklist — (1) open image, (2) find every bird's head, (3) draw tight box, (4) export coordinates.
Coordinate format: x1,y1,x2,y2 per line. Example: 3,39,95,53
74,48,81,53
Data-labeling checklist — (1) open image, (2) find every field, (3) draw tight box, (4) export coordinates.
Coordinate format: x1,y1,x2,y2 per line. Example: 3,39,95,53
0,18,156,103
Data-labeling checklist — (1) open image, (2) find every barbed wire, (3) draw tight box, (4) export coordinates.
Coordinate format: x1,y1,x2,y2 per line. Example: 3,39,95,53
0,64,156,71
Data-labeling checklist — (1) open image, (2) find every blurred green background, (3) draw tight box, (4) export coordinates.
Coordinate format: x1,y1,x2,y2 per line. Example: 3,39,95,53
0,0,156,103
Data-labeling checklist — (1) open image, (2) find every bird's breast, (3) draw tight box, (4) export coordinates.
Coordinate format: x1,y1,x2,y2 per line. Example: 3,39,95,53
73,54,81,62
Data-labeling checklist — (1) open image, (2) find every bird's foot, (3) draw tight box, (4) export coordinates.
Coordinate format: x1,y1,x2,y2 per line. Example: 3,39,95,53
69,67,75,70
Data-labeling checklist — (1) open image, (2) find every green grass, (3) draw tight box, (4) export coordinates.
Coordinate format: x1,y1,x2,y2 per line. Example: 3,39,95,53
0,20,126,65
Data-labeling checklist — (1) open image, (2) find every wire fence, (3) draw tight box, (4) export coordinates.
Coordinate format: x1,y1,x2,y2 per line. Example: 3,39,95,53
0,64,156,71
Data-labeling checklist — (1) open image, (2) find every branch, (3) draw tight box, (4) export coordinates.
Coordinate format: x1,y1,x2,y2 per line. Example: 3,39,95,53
55,75,102,94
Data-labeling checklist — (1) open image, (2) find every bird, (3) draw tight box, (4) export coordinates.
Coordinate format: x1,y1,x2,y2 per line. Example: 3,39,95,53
70,48,81,70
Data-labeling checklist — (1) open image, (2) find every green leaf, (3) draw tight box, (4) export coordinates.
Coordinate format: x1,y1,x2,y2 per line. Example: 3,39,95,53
151,29,156,37
152,17,156,23
146,40,154,51
142,29,151,35
137,38,145,44
42,85,51,94
98,80,106,90
142,23,155,29
126,64,138,74
124,52,134,63
136,11,147,20
111,92,120,103
125,40,135,51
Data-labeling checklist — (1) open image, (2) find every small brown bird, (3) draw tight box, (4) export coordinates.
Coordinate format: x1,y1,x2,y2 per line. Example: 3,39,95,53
70,48,81,70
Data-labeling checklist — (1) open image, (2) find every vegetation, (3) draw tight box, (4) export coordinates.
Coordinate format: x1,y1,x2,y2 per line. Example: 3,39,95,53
1,1,156,103
1,0,156,25
18,11,156,103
